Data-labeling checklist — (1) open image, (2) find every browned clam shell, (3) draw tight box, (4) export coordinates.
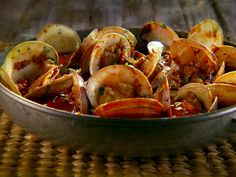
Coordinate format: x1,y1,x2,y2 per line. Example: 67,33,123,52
188,19,223,50
89,33,131,75
93,98,164,118
170,38,217,79
140,22,179,47
214,45,236,69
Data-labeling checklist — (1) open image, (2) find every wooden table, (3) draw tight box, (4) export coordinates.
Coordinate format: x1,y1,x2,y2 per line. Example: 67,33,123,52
0,0,235,43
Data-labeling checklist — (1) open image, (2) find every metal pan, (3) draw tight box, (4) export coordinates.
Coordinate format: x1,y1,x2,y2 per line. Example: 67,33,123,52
0,29,235,157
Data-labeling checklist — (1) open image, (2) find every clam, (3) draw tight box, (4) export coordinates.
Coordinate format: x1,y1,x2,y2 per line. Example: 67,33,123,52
175,83,213,111
26,68,88,114
214,45,236,69
37,24,81,66
37,24,81,53
76,29,98,58
140,22,179,47
188,19,223,50
213,61,225,81
1,41,59,96
137,53,162,79
153,76,171,115
214,71,236,85
25,67,74,99
79,41,97,75
86,65,153,107
207,83,236,106
170,38,217,79
93,98,164,118
147,41,166,55
208,97,218,112
70,29,99,67
89,33,131,75
97,26,137,48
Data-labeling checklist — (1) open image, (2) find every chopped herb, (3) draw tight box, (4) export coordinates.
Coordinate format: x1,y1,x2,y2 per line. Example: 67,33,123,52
125,62,133,66
60,67,70,74
17,49,21,53
160,23,167,29
43,46,50,54
182,75,189,84
27,46,30,51
48,57,56,63
132,54,137,60
99,87,105,95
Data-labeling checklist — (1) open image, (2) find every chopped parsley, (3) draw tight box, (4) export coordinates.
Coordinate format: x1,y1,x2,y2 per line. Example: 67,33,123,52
99,87,105,95
48,57,56,64
160,23,167,29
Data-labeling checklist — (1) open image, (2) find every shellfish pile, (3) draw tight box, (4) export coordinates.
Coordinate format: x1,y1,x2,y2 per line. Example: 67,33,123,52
1,20,236,119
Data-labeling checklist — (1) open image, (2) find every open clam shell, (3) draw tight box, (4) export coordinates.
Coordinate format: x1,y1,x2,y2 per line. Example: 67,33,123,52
97,26,137,48
140,22,179,47
214,45,236,69
188,19,223,50
86,65,153,107
175,83,213,110
37,24,81,54
89,33,131,75
214,71,236,85
93,98,164,118
25,68,88,114
207,83,236,106
1,41,59,95
138,53,162,79
153,76,171,115
170,38,217,77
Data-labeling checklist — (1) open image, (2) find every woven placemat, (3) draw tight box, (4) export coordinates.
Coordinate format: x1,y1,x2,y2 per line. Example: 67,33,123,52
0,112,236,177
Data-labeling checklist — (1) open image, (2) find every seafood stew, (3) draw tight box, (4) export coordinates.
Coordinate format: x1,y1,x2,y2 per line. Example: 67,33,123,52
1,19,236,119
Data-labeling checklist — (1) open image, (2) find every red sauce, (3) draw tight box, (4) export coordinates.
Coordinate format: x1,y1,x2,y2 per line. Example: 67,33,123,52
59,53,72,66
17,79,31,95
46,91,79,113
171,100,201,117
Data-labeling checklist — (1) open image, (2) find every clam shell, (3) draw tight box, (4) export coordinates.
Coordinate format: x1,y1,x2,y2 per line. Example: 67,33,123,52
89,33,131,75
207,83,236,106
86,65,153,107
214,71,236,85
37,24,81,53
93,98,164,118
170,38,217,76
153,76,171,114
188,19,223,50
214,45,236,69
139,53,162,79
140,22,179,46
97,26,137,48
147,41,165,55
175,83,213,110
1,41,59,95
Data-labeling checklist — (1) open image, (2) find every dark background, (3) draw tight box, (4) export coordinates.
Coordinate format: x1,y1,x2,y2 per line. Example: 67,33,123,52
0,0,235,43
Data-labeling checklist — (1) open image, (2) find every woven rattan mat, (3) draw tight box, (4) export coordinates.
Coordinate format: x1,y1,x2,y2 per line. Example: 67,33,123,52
1,112,236,177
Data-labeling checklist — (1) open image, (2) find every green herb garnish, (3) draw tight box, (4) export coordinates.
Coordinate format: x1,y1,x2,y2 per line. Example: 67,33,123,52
99,87,105,95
